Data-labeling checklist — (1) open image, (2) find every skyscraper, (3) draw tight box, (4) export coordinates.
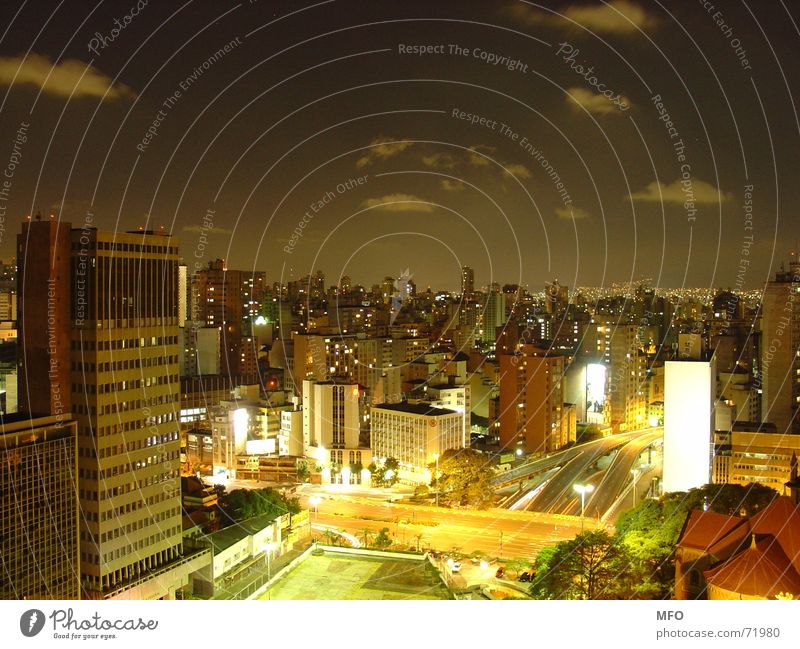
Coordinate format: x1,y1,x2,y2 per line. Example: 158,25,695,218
18,221,201,599
461,266,474,297
760,261,800,434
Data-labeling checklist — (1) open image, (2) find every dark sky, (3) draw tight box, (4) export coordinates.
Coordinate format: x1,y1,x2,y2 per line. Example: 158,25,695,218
1,0,798,291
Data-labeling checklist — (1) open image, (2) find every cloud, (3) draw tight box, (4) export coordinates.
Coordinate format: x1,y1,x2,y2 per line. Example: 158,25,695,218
504,163,532,178
510,1,658,35
0,53,134,99
182,224,233,235
628,179,733,204
556,206,590,220
439,179,465,192
467,144,496,167
356,136,413,168
361,193,434,212
566,87,631,115
422,152,460,169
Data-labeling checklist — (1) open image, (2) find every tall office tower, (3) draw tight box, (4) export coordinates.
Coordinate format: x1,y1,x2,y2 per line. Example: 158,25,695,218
71,228,184,598
0,414,79,599
461,266,474,297
192,259,244,375
760,261,800,434
482,286,506,347
340,275,351,293
499,344,565,454
20,222,189,599
600,323,647,432
663,357,716,492
17,218,72,415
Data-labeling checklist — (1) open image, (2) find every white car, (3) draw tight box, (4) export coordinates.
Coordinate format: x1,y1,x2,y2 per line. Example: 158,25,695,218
450,561,462,573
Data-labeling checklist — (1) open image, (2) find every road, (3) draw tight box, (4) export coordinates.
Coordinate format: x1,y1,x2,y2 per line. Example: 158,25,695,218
300,493,592,559
575,430,662,517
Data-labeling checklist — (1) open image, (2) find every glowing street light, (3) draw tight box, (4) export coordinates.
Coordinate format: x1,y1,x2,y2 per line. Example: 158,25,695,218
309,495,321,519
261,541,277,597
573,483,594,533
631,469,640,508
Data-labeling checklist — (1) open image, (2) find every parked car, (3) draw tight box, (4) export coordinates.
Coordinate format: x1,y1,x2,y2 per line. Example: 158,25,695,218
451,561,462,573
495,567,505,579
518,572,532,582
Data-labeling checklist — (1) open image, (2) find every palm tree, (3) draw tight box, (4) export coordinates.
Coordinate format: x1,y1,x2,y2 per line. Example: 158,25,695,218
361,527,372,548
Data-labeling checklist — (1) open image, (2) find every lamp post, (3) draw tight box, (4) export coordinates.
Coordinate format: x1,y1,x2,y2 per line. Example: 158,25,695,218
630,469,640,508
309,495,321,520
573,483,594,533
262,541,276,599
433,452,440,508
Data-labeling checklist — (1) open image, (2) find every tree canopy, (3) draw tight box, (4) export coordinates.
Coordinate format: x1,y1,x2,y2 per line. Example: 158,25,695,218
432,448,495,509
219,487,301,524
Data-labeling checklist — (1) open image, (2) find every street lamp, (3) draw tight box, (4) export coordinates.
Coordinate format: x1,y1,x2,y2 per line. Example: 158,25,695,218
630,469,640,508
573,483,594,533
261,541,276,598
309,495,321,520
433,452,440,507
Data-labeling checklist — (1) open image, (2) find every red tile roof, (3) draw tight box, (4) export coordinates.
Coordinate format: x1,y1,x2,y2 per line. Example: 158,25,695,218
704,535,800,598
677,509,748,551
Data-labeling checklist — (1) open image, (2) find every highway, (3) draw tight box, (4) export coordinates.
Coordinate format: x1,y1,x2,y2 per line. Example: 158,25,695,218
299,493,591,559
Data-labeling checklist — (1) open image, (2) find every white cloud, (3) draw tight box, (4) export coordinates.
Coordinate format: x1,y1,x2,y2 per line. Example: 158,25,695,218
556,206,590,220
439,179,465,192
361,193,434,212
628,179,733,204
422,152,460,169
566,87,631,115
504,163,532,178
511,1,658,35
356,136,413,168
0,53,133,99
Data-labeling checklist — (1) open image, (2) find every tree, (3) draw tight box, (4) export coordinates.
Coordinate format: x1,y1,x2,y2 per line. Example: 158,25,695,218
296,459,310,482
432,449,495,509
218,487,300,525
576,423,603,445
360,527,372,547
373,527,393,549
505,557,531,579
529,530,633,600
369,458,400,487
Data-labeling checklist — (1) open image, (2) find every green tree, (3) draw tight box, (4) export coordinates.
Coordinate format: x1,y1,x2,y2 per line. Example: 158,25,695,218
373,527,393,548
296,459,310,482
219,487,300,524
576,423,603,445
529,530,633,600
505,557,531,579
432,449,495,509
360,527,372,547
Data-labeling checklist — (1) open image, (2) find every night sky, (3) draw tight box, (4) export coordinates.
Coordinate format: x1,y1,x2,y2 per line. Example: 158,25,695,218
1,0,799,291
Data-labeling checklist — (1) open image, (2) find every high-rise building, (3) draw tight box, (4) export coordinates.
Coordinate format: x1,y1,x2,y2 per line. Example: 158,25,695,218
663,357,716,493
0,413,79,599
760,261,800,434
482,286,506,347
499,345,565,454
461,266,474,297
18,221,205,599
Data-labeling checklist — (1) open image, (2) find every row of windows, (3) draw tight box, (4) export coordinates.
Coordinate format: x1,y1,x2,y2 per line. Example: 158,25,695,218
77,375,176,395
94,451,179,482
73,396,178,416
71,335,178,351
80,506,180,545
79,478,179,523
72,355,178,373
72,240,178,255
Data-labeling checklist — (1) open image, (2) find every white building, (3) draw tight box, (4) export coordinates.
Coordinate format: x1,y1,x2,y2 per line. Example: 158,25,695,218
663,357,716,493
370,402,465,484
